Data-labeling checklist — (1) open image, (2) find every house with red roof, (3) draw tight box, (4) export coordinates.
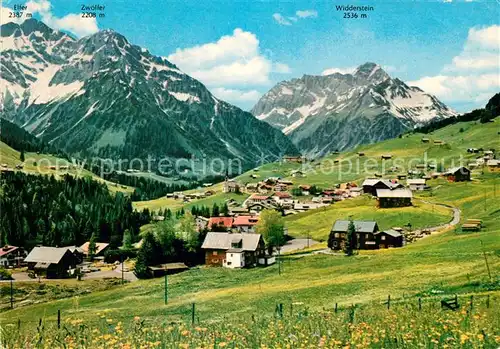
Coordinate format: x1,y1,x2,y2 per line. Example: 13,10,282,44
0,245,26,268
208,217,234,231
232,215,260,233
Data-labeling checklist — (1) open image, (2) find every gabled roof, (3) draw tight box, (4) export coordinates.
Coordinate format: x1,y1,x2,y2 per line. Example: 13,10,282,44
201,232,262,251
250,194,270,200
332,220,378,233
407,179,426,185
25,246,72,264
444,166,470,175
362,179,402,189
378,229,402,238
80,242,109,255
208,217,233,228
233,216,259,226
376,188,413,198
274,192,292,198
0,245,18,257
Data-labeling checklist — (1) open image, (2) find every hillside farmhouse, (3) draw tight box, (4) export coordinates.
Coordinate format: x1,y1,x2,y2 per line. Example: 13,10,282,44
201,232,267,268
25,246,79,278
362,179,403,196
223,179,240,193
407,178,427,191
80,242,109,258
444,166,471,182
376,229,403,248
0,245,26,268
377,188,413,208
330,220,379,250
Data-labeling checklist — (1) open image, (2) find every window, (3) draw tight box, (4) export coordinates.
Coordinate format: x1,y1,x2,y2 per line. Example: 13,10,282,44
381,235,386,241
213,251,218,255
227,261,232,265
334,233,339,238
356,233,360,239
230,254,233,257
365,234,369,239
333,241,338,247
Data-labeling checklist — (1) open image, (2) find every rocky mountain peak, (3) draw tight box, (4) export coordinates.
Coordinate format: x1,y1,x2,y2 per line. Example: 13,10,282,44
1,19,299,171
353,62,389,84
251,62,456,157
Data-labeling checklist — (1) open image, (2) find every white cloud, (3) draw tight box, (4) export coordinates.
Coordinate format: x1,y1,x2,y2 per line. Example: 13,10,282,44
1,0,99,37
409,25,500,110
273,62,291,73
168,28,289,87
296,10,318,18
273,13,292,26
273,9,318,26
322,66,356,75
190,56,271,86
211,87,261,103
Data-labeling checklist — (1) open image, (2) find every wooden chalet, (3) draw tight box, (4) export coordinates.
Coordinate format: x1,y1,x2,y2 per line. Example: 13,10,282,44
375,229,403,248
406,178,427,191
362,179,403,196
329,220,379,250
0,245,26,268
80,242,109,258
201,232,266,268
223,179,240,193
376,188,413,208
25,247,79,279
444,166,471,182
283,156,305,163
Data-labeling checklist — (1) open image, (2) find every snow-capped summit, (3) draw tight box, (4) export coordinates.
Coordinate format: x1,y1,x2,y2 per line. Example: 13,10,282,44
1,19,298,167
251,62,456,157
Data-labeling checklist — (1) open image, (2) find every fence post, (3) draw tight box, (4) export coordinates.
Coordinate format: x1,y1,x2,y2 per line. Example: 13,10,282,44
17,319,21,331
191,303,195,325
455,294,458,306
57,310,61,329
470,295,474,311
387,295,391,310
279,303,283,318
418,298,422,311
164,273,168,305
335,303,338,313
10,279,13,309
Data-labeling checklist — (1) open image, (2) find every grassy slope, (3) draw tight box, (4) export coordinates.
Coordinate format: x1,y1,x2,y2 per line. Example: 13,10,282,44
3,119,499,325
0,142,134,194
286,195,452,240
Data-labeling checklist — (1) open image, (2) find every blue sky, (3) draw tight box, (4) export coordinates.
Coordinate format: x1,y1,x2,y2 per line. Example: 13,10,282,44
2,0,499,112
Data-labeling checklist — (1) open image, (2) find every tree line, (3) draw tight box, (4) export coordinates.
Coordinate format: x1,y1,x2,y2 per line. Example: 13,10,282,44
0,171,151,250
413,93,499,134
134,213,206,278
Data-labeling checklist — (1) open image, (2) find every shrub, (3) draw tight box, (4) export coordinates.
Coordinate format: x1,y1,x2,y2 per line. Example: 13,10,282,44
103,248,137,263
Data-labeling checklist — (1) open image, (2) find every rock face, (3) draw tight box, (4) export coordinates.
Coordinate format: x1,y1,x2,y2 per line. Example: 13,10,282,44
252,63,456,157
1,19,298,173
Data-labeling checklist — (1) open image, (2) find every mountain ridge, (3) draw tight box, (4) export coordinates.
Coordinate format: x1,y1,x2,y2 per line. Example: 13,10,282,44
1,19,299,175
251,62,456,157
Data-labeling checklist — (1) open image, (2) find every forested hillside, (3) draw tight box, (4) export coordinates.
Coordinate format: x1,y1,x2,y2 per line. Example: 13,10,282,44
0,172,151,249
0,118,58,154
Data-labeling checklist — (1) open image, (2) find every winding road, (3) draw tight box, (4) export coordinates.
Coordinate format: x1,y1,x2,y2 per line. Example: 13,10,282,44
416,199,461,233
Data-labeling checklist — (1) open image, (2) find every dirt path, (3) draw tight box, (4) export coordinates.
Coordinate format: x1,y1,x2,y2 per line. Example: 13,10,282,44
416,199,461,232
